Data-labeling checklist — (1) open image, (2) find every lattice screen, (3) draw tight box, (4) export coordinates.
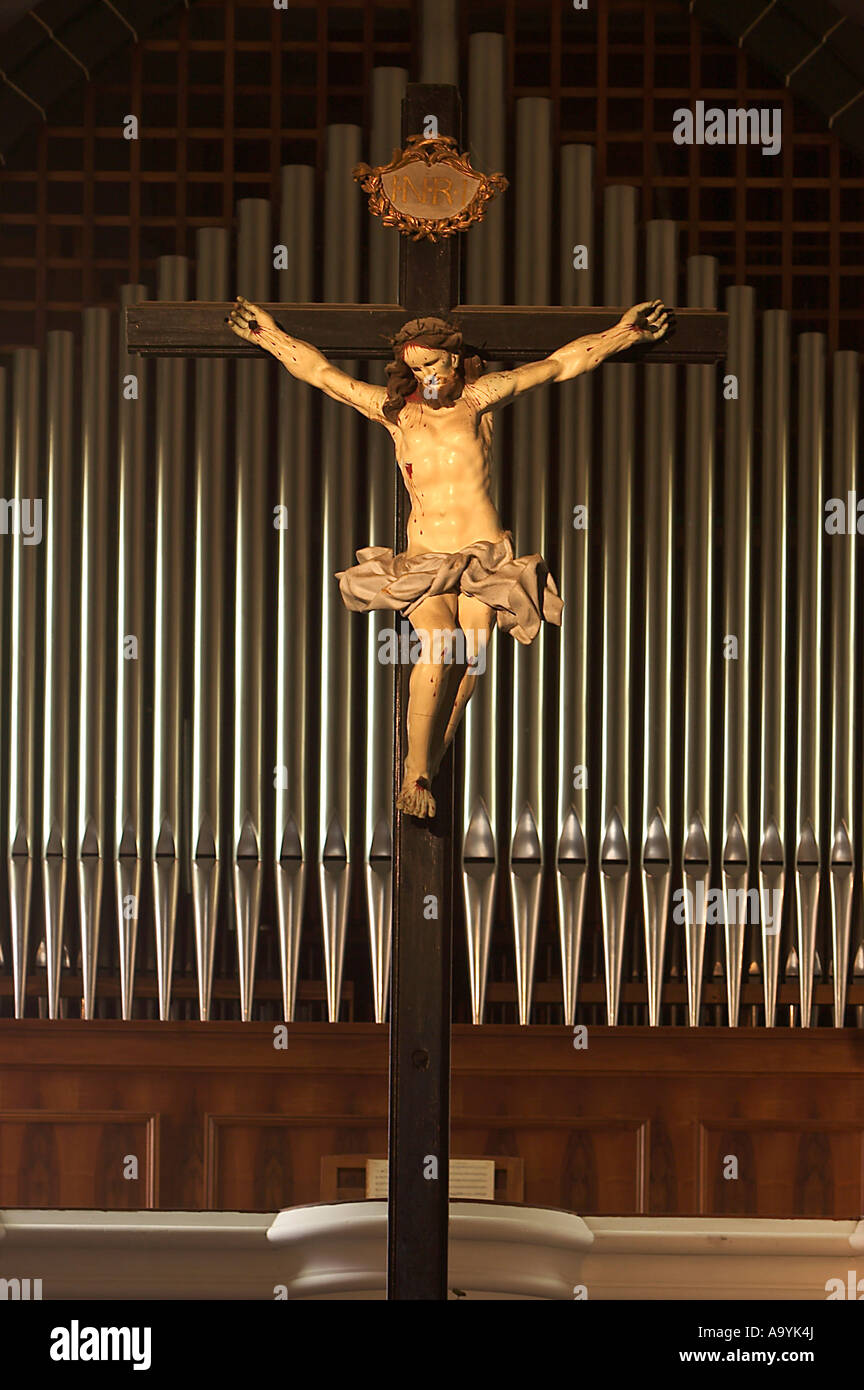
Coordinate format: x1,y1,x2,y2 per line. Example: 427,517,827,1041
1,0,862,355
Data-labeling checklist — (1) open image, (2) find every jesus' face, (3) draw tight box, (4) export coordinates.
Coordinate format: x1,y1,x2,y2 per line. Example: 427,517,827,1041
401,342,460,398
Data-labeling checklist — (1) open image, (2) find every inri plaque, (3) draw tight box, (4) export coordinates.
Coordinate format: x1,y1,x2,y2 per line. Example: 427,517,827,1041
353,134,507,241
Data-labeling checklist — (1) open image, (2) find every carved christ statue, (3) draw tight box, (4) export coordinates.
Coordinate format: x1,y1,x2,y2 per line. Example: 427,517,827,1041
228,296,670,818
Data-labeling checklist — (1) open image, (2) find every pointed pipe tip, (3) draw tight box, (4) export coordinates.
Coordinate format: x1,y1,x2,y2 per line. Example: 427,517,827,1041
463,799,496,861
557,808,586,864
600,809,629,865
321,816,348,861
759,820,785,865
279,815,303,861
510,804,541,861
194,820,217,859
236,816,260,860
830,822,853,866
683,814,710,865
722,816,748,866
367,815,392,862
795,821,819,867
643,810,670,863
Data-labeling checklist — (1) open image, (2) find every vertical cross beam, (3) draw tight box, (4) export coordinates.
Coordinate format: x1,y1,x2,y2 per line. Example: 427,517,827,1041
387,83,460,1302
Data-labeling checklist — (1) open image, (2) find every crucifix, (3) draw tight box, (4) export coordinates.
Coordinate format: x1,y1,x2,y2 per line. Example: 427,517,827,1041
127,83,726,1300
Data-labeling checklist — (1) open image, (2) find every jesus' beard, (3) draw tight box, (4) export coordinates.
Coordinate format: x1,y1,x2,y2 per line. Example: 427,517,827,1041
407,374,463,408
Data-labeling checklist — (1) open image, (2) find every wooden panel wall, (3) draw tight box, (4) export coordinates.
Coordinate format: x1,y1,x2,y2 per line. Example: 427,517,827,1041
1,1022,862,1216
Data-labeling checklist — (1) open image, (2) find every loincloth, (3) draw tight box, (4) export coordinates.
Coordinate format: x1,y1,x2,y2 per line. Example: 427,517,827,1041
335,531,563,645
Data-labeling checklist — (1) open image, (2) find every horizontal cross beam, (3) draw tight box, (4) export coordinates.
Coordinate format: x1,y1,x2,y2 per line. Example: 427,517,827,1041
125,303,727,363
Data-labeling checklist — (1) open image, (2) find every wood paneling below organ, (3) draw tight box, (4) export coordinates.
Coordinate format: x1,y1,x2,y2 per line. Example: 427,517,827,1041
0,1023,861,1217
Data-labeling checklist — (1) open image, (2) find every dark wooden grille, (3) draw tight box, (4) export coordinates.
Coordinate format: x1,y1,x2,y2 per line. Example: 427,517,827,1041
1,0,862,354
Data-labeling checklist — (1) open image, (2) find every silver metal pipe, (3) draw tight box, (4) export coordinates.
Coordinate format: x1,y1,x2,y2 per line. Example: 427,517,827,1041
78,311,111,1020
758,310,790,1027
641,220,677,1026
720,287,755,1027
363,69,405,1024
233,199,270,1021
794,334,824,1028
828,351,858,1026
599,185,637,1025
462,32,505,1026
466,32,506,311
420,0,458,85
556,142,593,1027
42,330,75,1019
682,256,718,1028
152,257,188,1021
319,125,362,1022
113,286,147,1020
509,98,551,1025
191,232,228,1021
7,348,40,1018
274,166,314,1023
369,72,404,293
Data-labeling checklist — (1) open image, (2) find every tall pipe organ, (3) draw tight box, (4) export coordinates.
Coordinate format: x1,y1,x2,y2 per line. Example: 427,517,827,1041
1,46,861,1035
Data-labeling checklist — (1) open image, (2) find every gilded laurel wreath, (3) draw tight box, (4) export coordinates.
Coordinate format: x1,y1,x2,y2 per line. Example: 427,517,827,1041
353,134,508,241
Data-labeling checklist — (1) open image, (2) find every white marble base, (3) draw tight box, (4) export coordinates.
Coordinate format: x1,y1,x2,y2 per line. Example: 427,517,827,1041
267,1201,592,1299
1,1206,862,1299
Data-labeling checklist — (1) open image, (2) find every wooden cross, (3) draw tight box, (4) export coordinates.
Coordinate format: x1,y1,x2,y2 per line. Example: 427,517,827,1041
127,83,726,1300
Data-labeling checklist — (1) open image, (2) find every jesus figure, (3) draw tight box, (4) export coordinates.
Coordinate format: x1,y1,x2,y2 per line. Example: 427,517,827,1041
228,296,670,818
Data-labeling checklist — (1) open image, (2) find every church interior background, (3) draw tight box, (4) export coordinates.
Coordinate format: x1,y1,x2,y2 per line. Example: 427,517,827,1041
1,0,864,1303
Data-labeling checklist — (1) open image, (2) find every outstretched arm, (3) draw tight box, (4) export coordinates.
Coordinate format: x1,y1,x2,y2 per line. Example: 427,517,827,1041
469,300,672,412
228,297,388,424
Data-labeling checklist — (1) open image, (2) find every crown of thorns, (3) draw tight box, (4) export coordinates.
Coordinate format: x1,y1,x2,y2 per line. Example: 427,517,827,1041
390,317,463,356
